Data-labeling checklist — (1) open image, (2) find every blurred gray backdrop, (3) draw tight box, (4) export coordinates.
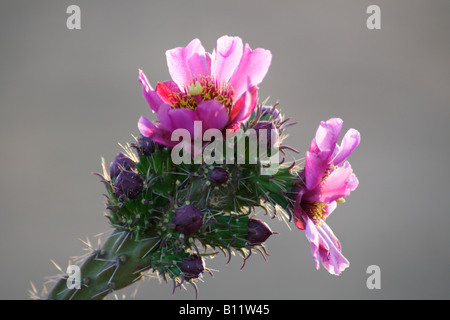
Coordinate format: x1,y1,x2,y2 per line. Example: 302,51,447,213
1,0,449,300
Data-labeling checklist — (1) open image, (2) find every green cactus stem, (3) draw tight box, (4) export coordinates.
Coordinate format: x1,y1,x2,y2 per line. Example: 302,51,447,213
47,230,160,300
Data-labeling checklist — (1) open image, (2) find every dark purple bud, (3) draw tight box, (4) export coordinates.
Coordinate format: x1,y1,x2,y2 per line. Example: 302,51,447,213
209,167,229,185
110,153,135,179
113,170,143,200
246,219,273,245
252,121,279,150
172,204,203,235
261,105,280,120
137,134,156,156
180,254,205,280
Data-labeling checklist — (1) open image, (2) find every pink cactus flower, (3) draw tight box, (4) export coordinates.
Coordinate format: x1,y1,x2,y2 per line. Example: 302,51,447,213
294,118,360,275
138,36,272,147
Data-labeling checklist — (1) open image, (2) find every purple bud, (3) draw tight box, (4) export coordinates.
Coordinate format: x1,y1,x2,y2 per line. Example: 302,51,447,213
172,204,203,235
252,121,279,150
261,105,280,120
110,153,135,179
209,167,229,185
113,170,143,200
246,219,273,245
137,134,156,156
180,254,205,280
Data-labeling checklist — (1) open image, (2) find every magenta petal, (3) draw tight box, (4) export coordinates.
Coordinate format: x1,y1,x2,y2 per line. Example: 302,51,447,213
168,109,199,137
139,70,164,113
305,162,358,204
211,35,243,85
196,100,229,131
304,216,350,275
166,38,206,90
347,169,359,191
138,116,158,137
293,203,306,230
228,86,258,125
157,104,199,137
155,81,181,104
188,52,209,80
313,118,343,160
229,43,272,98
138,116,175,147
305,151,328,190
154,104,175,132
304,217,321,269
332,128,361,166
316,223,349,275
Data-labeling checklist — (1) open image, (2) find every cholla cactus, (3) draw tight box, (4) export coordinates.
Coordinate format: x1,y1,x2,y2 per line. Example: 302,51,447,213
40,36,360,300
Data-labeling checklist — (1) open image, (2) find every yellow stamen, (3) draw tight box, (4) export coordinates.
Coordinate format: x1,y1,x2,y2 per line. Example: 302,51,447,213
303,201,329,225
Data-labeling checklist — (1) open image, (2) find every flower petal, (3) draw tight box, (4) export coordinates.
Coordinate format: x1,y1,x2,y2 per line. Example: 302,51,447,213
139,70,164,113
332,128,361,166
316,223,350,275
304,151,329,190
166,38,206,90
228,86,258,125
211,35,243,85
304,217,321,270
155,81,181,105
313,118,343,160
138,115,157,137
188,52,210,80
229,43,272,99
138,116,175,147
305,161,358,203
157,104,199,138
196,100,229,132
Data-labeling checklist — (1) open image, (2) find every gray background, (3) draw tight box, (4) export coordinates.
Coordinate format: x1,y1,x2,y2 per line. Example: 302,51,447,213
1,0,449,299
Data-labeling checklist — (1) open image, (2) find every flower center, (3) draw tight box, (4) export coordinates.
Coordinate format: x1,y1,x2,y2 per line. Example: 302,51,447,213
301,200,329,225
169,76,234,111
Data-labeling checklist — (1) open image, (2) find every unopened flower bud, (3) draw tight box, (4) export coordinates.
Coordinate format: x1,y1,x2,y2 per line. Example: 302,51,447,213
180,254,205,280
136,134,156,156
113,171,143,200
246,219,273,245
110,153,135,179
261,105,280,120
172,204,203,235
209,167,229,185
252,121,279,150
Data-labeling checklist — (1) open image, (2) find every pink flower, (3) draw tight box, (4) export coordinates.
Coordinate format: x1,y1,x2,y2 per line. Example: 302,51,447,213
138,36,272,147
293,118,360,275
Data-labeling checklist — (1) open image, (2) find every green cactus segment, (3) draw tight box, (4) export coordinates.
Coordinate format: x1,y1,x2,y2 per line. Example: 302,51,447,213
47,230,161,300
